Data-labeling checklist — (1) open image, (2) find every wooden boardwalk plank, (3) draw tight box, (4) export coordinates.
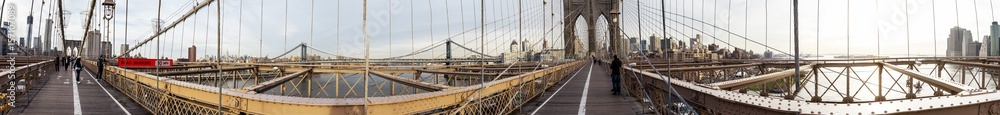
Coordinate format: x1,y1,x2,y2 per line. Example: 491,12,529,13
519,62,651,115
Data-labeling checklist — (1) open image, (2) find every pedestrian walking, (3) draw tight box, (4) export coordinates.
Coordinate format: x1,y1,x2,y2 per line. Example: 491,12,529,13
74,57,82,84
610,55,622,95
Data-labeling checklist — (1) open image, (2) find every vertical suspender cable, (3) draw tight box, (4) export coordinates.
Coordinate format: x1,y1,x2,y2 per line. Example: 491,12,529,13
905,0,909,57
411,0,414,56
932,0,936,57
637,0,642,57
155,0,161,93
792,0,800,95
429,0,434,57
388,0,393,59
362,0,370,113
238,0,243,57
974,0,981,57
284,0,288,53
215,0,222,112
876,0,881,57
310,0,314,47
259,0,263,61
125,0,128,57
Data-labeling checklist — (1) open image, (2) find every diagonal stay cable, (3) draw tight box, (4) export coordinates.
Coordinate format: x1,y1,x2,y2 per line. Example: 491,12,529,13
631,1,792,56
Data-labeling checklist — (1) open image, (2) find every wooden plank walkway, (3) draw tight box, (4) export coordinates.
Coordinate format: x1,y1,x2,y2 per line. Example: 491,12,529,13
11,67,150,115
519,62,652,115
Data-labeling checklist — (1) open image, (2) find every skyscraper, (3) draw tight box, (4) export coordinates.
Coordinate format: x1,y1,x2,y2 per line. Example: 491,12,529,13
981,36,991,57
947,27,973,56
991,22,999,56
649,34,661,53
188,45,197,62
640,40,647,52
628,37,637,52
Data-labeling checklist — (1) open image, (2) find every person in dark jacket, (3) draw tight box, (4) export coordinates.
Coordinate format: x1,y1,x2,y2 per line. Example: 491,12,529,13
56,56,62,71
74,57,82,84
610,55,622,95
96,56,104,80
64,57,71,70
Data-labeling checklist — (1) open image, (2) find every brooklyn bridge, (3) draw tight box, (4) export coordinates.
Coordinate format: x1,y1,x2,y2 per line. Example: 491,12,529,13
0,0,998,114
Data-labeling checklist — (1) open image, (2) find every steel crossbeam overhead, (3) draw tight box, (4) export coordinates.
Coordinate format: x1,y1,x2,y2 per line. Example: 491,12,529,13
646,63,761,73
368,70,451,91
709,63,815,90
879,62,970,94
242,69,312,93
116,0,216,58
150,66,255,76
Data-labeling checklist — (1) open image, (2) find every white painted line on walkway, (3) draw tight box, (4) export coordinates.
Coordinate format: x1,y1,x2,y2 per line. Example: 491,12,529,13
85,69,132,115
73,72,82,115
578,63,594,115
530,63,590,115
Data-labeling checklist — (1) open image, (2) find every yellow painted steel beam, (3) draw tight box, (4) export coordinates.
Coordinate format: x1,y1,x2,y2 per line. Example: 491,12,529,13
453,66,547,71
124,65,213,70
709,64,815,90
630,62,722,67
880,62,969,94
103,60,585,114
149,66,255,76
646,63,761,73
368,70,451,91
417,69,521,76
242,69,312,93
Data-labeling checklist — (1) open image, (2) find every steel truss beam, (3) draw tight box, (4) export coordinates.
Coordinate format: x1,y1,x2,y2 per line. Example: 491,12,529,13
454,67,546,71
880,62,970,94
150,66,255,76
368,70,451,91
242,69,312,93
646,63,761,73
940,60,1000,69
124,65,213,70
710,63,815,90
417,69,521,76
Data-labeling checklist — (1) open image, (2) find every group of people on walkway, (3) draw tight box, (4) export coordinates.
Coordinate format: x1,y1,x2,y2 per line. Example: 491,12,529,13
55,56,84,84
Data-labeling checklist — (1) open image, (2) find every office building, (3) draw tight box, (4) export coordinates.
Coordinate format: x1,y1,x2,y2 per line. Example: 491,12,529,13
649,34,661,53
947,27,974,56
991,22,1000,56
188,45,197,61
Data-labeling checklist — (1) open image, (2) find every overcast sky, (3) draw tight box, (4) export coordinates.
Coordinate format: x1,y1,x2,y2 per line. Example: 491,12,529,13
7,0,1000,59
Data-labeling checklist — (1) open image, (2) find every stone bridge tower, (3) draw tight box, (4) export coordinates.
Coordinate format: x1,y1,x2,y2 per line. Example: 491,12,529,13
563,0,620,59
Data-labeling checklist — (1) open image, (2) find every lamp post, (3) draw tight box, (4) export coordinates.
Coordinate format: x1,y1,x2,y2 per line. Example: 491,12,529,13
98,0,114,80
